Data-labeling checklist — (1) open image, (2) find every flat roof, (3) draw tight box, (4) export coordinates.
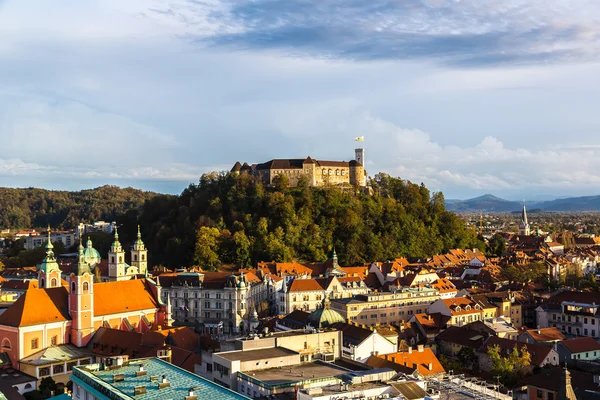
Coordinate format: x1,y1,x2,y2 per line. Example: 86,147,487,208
242,362,349,386
73,357,249,400
216,347,299,362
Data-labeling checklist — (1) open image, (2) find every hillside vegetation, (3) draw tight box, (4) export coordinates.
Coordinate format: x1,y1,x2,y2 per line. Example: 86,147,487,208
118,172,483,269
0,185,160,229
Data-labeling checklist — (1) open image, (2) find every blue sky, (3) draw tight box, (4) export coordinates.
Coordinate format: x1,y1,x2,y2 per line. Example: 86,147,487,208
2,0,600,200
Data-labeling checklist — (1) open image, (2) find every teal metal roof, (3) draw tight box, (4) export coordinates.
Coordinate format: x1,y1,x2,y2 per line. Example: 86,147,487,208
73,357,250,400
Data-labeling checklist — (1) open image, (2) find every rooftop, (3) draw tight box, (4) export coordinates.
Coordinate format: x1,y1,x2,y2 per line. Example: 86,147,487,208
215,347,299,362
240,361,349,387
72,357,249,400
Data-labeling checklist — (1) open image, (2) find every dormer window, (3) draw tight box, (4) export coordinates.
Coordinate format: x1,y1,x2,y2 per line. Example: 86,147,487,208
455,306,461,312
465,305,471,311
475,304,481,310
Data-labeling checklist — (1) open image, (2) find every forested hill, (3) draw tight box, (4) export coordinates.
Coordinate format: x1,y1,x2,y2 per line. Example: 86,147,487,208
0,185,160,229
120,173,483,269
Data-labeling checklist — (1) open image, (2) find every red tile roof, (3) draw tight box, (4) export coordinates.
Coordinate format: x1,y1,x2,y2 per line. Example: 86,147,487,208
560,337,600,354
93,279,159,316
374,348,445,376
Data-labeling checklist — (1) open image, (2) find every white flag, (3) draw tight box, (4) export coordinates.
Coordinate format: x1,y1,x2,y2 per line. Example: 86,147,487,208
354,136,364,142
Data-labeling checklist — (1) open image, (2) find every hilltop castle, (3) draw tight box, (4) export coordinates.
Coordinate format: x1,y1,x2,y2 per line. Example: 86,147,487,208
231,148,366,187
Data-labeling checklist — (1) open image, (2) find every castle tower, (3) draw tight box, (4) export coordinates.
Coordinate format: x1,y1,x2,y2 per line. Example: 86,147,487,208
69,241,95,347
38,226,61,289
519,202,530,236
130,225,148,276
108,226,125,281
355,148,365,166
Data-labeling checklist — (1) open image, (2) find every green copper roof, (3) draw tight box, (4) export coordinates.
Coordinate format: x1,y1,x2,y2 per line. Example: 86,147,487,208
83,237,101,261
39,229,60,274
132,225,145,250
308,295,345,328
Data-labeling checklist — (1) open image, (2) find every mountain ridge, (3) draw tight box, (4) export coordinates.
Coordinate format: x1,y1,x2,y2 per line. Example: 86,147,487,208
446,193,600,213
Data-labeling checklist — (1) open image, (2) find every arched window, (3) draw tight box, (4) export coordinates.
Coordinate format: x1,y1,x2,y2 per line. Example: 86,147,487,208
335,169,339,176
40,278,45,287
71,282,76,293
322,168,326,175
328,169,332,175
24,384,32,390
134,254,138,261
142,255,145,261
119,256,123,263
1,338,11,350
50,278,57,287
83,282,89,292
111,256,115,263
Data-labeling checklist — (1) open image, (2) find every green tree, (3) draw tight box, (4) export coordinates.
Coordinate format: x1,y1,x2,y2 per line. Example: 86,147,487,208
457,346,477,371
488,233,507,257
193,226,221,270
39,376,57,398
233,230,252,266
487,344,531,386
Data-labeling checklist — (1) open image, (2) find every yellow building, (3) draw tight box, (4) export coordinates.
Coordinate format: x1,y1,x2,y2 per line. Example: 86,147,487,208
330,287,440,326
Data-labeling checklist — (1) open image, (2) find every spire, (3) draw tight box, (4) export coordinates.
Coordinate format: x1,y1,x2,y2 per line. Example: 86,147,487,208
114,225,119,241
558,365,577,400
111,225,122,253
521,202,528,226
132,224,145,251
45,225,54,251
39,225,59,275
137,224,141,239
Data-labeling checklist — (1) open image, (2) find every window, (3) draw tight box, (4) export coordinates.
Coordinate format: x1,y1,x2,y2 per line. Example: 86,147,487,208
1,338,11,350
204,301,210,309
216,293,221,299
585,318,588,324
83,282,89,292
205,293,210,299
216,302,222,309
142,254,145,261
71,282,76,293
134,254,138,261
204,312,210,318
51,335,57,346
111,256,115,263
67,362,78,371
31,338,39,349
50,278,57,287
39,367,50,377
53,364,64,374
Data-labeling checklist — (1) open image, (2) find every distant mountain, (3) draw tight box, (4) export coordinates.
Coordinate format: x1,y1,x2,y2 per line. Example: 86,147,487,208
445,194,523,213
539,195,600,212
447,194,600,213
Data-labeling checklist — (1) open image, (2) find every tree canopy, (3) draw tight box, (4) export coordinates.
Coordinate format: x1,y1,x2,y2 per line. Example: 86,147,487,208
120,172,483,270
0,185,159,229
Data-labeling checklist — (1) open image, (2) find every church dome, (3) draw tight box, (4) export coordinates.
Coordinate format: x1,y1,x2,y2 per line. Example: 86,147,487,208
308,295,345,328
83,238,101,263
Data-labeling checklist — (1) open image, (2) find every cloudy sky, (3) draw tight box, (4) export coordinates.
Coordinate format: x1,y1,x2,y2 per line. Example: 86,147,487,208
2,0,600,200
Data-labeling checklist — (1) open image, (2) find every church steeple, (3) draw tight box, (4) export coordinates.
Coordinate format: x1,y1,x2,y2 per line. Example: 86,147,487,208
519,202,530,236
39,226,61,288
558,365,577,400
108,226,125,281
131,224,148,277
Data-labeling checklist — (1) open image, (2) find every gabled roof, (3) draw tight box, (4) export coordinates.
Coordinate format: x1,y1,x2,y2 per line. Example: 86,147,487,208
330,322,374,346
560,337,600,354
21,344,89,366
519,327,565,343
0,286,69,327
370,349,445,376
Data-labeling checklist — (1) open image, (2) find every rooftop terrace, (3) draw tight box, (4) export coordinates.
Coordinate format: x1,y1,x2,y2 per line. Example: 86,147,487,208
72,357,249,400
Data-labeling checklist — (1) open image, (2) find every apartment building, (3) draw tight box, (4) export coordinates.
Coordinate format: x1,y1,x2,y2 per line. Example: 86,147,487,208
536,291,600,338
330,287,440,326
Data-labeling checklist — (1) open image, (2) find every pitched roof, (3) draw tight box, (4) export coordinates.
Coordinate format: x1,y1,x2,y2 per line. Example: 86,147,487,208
519,327,565,343
330,322,374,346
373,349,445,376
435,326,486,349
478,336,553,367
93,279,159,316
0,287,69,327
288,278,329,292
560,337,600,354
0,279,37,290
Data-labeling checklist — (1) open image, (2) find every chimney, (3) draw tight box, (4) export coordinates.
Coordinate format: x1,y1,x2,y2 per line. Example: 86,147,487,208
417,345,424,352
428,363,433,371
385,354,389,360
391,356,396,363
162,375,167,384
408,347,413,354
374,351,379,357
413,362,418,369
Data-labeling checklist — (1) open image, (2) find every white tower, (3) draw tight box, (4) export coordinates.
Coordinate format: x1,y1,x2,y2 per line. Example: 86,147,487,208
108,226,125,281
130,225,148,276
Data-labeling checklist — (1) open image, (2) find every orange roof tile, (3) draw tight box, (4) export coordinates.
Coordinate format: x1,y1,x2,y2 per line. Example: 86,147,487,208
288,278,329,292
93,279,159,316
0,287,69,327
376,348,445,376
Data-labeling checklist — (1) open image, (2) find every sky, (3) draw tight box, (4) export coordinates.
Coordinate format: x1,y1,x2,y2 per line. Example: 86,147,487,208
2,1,600,200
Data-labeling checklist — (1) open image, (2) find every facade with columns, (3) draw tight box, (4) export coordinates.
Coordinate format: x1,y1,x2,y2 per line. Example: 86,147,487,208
159,270,281,336
0,228,170,381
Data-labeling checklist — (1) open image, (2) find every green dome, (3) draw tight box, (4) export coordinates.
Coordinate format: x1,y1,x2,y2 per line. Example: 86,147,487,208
308,296,345,328
83,238,101,262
